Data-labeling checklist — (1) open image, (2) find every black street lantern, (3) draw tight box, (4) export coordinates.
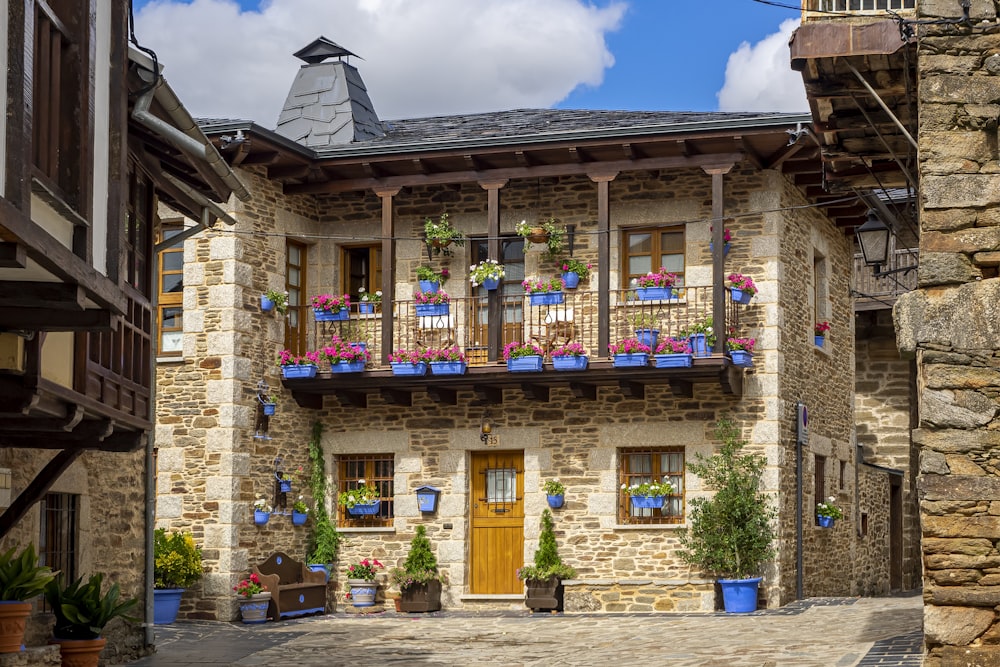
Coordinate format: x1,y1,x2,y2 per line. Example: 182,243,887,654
855,210,891,269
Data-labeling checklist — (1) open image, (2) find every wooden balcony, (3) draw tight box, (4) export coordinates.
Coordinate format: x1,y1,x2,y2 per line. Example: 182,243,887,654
283,285,748,408
853,248,917,311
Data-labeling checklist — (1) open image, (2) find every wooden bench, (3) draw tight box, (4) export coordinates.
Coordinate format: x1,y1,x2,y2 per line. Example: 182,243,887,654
253,552,327,619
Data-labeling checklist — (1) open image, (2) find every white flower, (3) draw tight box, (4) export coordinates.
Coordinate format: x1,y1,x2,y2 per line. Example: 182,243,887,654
553,478,560,483
375,291,382,297
357,478,366,485
827,496,836,503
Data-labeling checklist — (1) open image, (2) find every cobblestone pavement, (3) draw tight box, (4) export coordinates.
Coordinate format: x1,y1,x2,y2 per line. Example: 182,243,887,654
126,594,923,667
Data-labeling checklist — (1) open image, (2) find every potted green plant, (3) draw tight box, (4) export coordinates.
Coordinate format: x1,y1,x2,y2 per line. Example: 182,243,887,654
558,258,591,288
358,287,381,314
44,573,139,667
0,544,57,652
310,293,351,321
516,219,564,259
816,496,844,528
261,288,288,314
621,479,674,511
389,525,445,612
543,478,566,509
517,509,576,612
678,419,776,613
307,517,344,581
338,480,380,515
629,311,660,349
424,213,464,255
726,273,756,305
550,342,588,371
522,276,566,306
233,573,270,624
416,266,449,293
152,529,202,625
503,340,545,373
345,558,384,608
469,259,505,289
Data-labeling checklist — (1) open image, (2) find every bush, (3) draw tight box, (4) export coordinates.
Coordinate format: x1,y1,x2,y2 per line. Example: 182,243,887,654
153,529,203,590
389,525,443,588
516,509,576,581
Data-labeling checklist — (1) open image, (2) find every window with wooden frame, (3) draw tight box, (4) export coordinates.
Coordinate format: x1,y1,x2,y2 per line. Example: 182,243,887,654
813,250,830,342
156,222,185,356
284,241,307,355
39,493,79,606
618,447,685,524
341,244,382,302
622,226,686,286
124,167,153,295
337,454,393,527
815,454,827,526
32,0,89,213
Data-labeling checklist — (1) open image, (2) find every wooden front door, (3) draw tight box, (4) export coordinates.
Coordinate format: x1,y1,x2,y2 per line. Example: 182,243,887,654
470,451,524,594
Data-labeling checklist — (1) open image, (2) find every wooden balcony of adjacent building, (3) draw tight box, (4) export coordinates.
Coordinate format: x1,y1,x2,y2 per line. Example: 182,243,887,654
281,285,751,409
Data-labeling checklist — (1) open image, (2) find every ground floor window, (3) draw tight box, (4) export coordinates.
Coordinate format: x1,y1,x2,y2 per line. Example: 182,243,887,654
618,447,684,524
39,493,79,608
337,454,394,527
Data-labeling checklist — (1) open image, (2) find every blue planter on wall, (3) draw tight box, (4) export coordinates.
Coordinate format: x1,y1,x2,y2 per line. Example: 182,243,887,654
482,277,500,290
291,511,308,526
815,335,825,348
331,360,366,373
348,500,381,516
709,241,731,256
719,577,761,613
429,361,467,375
689,333,710,357
262,402,276,416
729,287,753,305
281,365,317,380
613,353,649,368
418,279,440,293
507,355,543,372
254,510,270,525
729,350,753,367
390,362,428,376
635,287,676,301
546,494,564,509
152,588,184,625
415,303,449,317
562,271,580,289
359,303,375,314
654,353,692,368
314,308,349,322
261,295,275,312
529,292,564,306
817,515,834,528
552,355,588,371
279,480,292,493
630,495,665,510
635,329,659,350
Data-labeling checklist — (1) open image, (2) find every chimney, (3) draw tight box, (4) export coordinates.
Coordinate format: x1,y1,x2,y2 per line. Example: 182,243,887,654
275,37,384,146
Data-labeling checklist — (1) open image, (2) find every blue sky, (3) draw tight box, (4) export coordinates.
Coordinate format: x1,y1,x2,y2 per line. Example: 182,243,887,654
132,0,807,125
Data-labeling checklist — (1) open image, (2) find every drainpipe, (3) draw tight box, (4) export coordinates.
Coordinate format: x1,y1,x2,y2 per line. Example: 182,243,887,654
144,251,160,647
795,402,806,600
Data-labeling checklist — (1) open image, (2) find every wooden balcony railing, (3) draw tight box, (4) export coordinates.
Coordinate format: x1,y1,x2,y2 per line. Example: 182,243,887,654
853,248,917,311
802,0,915,16
302,285,744,370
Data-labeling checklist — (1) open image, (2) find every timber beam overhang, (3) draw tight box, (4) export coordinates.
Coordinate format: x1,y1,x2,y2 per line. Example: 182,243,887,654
284,356,744,409
790,19,918,226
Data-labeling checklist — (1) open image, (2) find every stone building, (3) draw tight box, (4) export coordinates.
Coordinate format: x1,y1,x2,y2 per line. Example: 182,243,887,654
795,0,1000,662
151,38,920,621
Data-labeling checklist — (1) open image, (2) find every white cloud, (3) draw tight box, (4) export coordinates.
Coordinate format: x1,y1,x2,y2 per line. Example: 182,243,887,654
717,18,808,113
134,0,625,127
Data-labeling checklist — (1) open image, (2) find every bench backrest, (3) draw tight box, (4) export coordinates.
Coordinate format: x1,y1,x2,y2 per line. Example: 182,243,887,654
257,551,302,585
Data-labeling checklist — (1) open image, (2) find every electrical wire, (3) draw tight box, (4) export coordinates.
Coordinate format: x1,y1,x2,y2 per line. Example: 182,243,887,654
127,0,159,96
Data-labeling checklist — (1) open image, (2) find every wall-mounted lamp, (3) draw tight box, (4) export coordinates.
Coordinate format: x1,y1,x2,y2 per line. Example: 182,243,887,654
480,409,494,444
855,210,915,278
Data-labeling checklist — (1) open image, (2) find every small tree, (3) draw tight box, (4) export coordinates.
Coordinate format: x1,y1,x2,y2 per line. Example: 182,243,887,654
679,419,776,580
389,525,442,587
517,509,576,582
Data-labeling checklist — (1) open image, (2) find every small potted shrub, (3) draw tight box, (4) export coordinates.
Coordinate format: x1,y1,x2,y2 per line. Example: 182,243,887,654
543,478,566,509
358,288,381,314
261,288,288,314
517,509,576,612
816,497,844,528
233,573,270,624
469,259,505,289
152,529,203,624
516,219,564,259
389,525,445,612
291,496,309,525
338,480,380,515
558,257,591,288
424,213,464,255
679,419,776,613
45,573,139,667
0,544,57,652
415,265,449,292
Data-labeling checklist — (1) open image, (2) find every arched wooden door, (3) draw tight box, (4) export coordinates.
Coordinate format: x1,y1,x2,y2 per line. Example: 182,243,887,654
470,451,524,594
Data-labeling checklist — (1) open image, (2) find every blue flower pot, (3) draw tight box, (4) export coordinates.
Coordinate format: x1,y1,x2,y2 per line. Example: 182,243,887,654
630,495,664,510
429,361,467,375
729,287,753,305
482,277,500,290
815,335,825,348
719,577,761,613
281,365,317,380
153,588,184,625
546,494,564,509
254,510,270,525
390,362,428,376
261,295,275,312
314,308,348,321
262,402,276,416
418,280,440,293
529,292,564,306
359,303,375,314
817,515,834,528
331,360,366,373
654,353,692,368
729,350,753,367
562,271,580,289
635,328,659,350
349,582,377,607
348,500,381,516
291,511,307,525
552,355,588,371
635,287,675,301
307,564,331,582
613,353,649,368
710,241,731,256
507,355,543,372
279,480,292,493
689,333,710,357
415,303,449,317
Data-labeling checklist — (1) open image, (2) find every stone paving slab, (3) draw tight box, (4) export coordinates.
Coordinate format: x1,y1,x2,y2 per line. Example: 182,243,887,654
125,594,923,667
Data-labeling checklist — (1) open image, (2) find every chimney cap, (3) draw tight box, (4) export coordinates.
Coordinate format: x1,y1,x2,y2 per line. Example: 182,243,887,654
293,37,361,65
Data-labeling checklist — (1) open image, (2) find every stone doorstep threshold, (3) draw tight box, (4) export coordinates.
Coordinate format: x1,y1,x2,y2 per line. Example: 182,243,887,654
564,579,714,587
459,594,524,602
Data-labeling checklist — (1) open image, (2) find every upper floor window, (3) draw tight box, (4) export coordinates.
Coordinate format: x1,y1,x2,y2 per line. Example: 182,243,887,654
622,226,685,286
32,0,88,212
341,244,382,301
156,223,184,356
285,241,307,355
124,167,153,295
618,447,685,525
337,454,393,528
810,0,913,11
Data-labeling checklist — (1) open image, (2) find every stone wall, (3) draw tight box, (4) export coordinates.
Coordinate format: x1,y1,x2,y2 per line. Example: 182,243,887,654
894,0,1000,662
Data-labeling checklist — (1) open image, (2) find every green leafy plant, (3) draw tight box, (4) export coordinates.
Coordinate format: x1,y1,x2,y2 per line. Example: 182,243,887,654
543,478,565,496
559,258,592,280
469,260,505,286
306,423,344,566
292,496,309,514
264,288,288,314
44,573,139,640
516,219,565,259
153,529,203,590
0,544,57,601
678,419,776,580
338,481,379,509
683,316,716,348
358,287,382,304
621,480,673,497
389,525,445,588
416,265,450,285
516,509,577,582
233,573,267,598
424,213,465,255
629,311,659,330
816,497,843,520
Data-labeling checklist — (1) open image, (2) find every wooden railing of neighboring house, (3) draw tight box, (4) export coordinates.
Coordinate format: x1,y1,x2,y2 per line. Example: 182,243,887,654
299,286,744,369
853,248,918,311
802,0,915,17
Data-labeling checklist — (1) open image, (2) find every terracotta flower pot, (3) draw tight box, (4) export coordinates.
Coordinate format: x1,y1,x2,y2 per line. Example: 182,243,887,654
0,601,31,653
50,637,106,667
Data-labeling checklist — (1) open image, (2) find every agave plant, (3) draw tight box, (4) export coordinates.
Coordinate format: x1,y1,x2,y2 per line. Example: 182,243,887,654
45,573,139,640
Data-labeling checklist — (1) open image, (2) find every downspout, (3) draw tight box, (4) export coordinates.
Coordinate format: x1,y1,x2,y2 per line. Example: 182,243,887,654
144,248,160,647
795,402,805,600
